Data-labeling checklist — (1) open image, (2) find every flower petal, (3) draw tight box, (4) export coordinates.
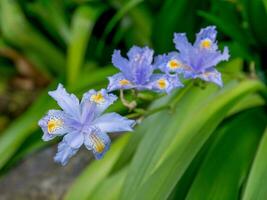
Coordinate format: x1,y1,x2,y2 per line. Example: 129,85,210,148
107,73,135,91
93,112,135,133
81,89,117,115
84,129,111,159
112,50,132,80
48,84,80,119
202,47,230,70
154,52,185,74
173,33,192,54
196,69,223,87
150,74,184,94
128,46,154,85
63,131,84,149
38,110,71,141
54,140,79,166
194,26,218,50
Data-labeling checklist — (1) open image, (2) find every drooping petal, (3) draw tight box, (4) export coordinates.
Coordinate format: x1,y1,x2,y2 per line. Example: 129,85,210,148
202,47,230,70
194,26,218,50
84,129,111,159
93,112,135,133
107,73,135,91
63,131,84,149
112,50,132,80
150,74,184,94
48,84,81,120
128,46,154,85
38,110,71,141
195,69,223,87
81,89,117,115
54,140,79,166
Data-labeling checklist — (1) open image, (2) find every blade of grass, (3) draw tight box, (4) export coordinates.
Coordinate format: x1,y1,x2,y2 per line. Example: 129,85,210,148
186,108,266,200
0,0,65,74
64,134,130,200
242,127,267,200
120,79,265,200
67,5,105,85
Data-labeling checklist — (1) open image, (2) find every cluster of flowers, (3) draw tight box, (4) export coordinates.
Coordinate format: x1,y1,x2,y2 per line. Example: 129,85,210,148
38,26,229,165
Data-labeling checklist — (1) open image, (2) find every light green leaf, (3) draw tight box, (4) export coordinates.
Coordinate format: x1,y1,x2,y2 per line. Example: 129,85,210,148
0,88,55,169
67,5,104,85
90,167,128,200
242,127,267,200
64,134,130,200
0,0,65,74
186,109,266,200
121,79,265,200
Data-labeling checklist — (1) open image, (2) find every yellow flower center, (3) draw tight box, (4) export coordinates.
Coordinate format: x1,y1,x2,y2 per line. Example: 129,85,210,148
47,119,63,134
90,92,105,104
157,79,168,89
168,59,182,70
200,39,212,49
90,134,105,153
119,79,130,86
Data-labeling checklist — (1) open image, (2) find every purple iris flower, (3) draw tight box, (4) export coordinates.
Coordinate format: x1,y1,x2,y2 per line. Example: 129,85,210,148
172,26,230,86
38,84,135,165
154,52,185,75
107,46,183,94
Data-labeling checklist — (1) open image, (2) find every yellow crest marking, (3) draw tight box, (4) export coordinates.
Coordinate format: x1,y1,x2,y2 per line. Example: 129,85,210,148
47,119,63,134
119,79,130,86
168,59,182,69
91,134,105,153
90,92,105,104
157,79,168,89
200,39,212,49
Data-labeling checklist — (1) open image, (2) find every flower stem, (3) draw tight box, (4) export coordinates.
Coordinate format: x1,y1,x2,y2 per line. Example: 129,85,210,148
120,89,137,111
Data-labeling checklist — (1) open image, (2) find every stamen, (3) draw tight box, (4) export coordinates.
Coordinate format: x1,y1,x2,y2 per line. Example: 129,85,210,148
90,92,105,104
47,118,63,134
157,79,168,89
167,59,181,70
119,79,130,86
200,39,212,49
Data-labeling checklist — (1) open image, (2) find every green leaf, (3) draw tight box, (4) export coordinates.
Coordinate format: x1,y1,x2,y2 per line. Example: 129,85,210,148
186,108,267,200
0,0,65,74
153,0,207,52
198,10,252,49
67,5,104,85
90,167,128,200
242,127,267,200
64,134,130,200
0,87,55,169
27,0,71,44
96,0,143,56
244,0,267,46
121,79,265,200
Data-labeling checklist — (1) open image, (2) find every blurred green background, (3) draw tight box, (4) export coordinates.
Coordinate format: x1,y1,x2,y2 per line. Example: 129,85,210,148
0,0,267,199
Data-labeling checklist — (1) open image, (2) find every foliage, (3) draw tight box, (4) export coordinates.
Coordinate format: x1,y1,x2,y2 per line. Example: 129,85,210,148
0,0,267,199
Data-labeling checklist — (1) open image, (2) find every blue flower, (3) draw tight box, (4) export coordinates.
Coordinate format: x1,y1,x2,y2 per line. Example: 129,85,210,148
154,52,185,75
108,46,183,93
173,26,230,86
38,84,135,165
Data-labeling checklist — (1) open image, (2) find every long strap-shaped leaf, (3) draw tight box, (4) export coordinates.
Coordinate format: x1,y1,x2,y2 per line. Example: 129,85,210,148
64,134,130,200
186,109,267,200
242,127,267,200
67,5,105,85
0,0,65,74
120,79,265,200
